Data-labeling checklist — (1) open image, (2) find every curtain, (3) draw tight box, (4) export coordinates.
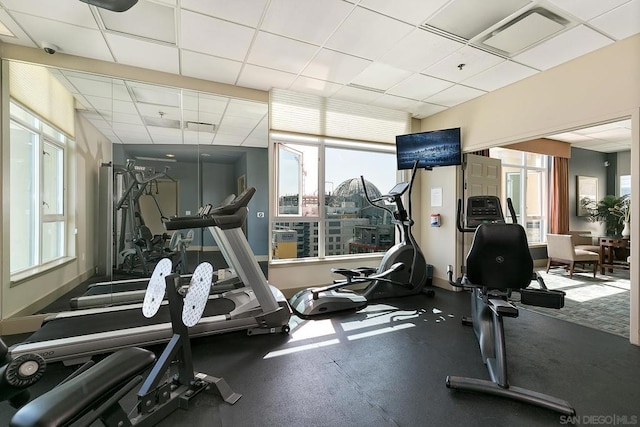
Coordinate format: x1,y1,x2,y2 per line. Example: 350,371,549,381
550,156,569,234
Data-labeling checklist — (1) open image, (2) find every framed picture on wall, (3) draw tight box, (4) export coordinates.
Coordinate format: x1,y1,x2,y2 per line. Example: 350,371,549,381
576,175,598,216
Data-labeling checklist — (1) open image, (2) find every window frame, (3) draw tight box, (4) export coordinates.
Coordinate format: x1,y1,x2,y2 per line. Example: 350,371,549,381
9,100,69,276
271,132,398,261
490,147,550,244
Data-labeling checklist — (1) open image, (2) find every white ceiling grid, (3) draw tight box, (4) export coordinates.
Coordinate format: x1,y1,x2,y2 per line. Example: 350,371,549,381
0,0,636,152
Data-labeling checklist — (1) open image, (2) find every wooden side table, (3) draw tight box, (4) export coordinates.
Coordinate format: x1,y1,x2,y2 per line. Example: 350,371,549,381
599,237,631,274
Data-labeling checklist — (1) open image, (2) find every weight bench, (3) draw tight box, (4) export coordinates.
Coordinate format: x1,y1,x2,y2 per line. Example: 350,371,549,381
10,347,155,427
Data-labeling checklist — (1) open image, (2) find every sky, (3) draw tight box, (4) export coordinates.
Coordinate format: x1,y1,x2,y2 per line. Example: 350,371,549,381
279,143,397,197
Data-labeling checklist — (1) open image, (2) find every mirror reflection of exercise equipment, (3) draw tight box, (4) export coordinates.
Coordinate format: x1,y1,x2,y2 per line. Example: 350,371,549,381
447,196,575,416
113,160,176,276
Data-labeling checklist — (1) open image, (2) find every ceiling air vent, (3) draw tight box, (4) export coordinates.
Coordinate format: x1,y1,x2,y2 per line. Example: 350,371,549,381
478,8,569,55
184,121,216,133
142,115,181,129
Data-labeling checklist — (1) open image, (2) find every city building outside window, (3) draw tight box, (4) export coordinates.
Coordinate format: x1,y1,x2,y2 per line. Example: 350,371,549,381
272,134,398,260
9,101,68,274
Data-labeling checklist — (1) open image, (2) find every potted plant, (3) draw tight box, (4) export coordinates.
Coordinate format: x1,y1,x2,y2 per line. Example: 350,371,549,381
581,194,630,236
610,195,631,237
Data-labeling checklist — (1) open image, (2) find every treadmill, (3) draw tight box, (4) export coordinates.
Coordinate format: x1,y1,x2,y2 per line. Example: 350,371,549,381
9,188,291,365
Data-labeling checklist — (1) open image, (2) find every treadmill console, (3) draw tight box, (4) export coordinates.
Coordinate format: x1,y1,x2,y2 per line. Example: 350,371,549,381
466,196,505,228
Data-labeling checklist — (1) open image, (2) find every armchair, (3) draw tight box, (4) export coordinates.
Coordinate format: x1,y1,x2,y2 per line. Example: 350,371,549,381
546,234,599,278
567,230,601,255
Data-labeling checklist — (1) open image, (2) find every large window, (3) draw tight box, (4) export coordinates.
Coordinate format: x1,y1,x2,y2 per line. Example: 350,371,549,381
490,147,549,243
272,134,398,260
10,101,68,274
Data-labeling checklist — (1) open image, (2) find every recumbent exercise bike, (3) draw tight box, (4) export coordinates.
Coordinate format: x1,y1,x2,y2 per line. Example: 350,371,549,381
446,195,575,416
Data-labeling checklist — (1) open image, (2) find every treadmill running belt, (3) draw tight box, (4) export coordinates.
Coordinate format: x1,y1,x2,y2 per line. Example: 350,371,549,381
23,298,236,343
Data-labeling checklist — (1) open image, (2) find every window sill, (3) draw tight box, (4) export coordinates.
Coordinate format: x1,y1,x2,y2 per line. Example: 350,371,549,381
269,253,383,268
10,257,76,287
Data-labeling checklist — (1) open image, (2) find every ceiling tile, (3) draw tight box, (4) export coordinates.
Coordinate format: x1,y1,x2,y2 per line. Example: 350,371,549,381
65,76,120,98
369,94,418,110
409,102,448,119
325,7,413,60
181,50,242,85
289,76,344,97
424,46,504,83
387,73,453,100
589,0,640,41
148,127,184,144
424,84,486,107
359,0,450,26
113,100,140,115
112,112,144,125
183,131,214,145
236,64,298,91
226,98,268,120
261,0,353,45
246,32,319,74
0,0,99,29
136,104,180,122
212,134,245,146
100,1,175,44
547,0,629,21
302,49,371,84
0,10,34,47
331,86,383,104
181,0,268,27
462,60,538,91
183,92,229,114
9,12,114,61
180,10,255,61
513,25,614,70
106,33,180,75
350,62,412,91
378,29,464,72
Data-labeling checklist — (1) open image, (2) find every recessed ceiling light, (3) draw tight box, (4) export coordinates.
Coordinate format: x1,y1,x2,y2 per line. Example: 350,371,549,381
166,153,175,158
201,153,211,157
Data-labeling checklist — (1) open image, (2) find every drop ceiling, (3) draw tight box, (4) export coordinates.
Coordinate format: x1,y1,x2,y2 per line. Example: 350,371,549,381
0,0,637,152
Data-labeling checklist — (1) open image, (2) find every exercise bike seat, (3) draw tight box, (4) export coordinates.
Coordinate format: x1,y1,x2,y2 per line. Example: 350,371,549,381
11,347,155,427
466,223,534,291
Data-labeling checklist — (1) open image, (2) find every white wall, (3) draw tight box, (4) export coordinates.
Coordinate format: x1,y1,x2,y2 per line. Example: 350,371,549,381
417,34,640,345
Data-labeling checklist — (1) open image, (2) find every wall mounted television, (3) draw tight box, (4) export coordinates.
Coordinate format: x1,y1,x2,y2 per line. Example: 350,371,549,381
396,127,462,170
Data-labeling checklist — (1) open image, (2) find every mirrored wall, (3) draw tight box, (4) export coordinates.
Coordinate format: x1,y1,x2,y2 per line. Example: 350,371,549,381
3,60,268,317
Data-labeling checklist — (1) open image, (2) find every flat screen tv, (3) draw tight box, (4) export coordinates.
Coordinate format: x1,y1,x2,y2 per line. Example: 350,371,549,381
395,127,462,170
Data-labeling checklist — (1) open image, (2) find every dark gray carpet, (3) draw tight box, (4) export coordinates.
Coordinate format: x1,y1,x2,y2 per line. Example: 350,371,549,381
2,288,639,426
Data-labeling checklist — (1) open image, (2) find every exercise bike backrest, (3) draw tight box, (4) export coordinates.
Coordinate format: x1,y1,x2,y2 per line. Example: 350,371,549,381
454,195,534,291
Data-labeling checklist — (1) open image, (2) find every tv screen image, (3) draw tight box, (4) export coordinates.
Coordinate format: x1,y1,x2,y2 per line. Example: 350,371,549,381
396,127,461,170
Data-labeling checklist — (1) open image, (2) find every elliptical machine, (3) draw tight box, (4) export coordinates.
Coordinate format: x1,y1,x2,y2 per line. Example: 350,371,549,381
289,161,433,317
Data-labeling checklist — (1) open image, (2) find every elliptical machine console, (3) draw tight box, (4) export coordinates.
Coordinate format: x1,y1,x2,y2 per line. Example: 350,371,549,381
289,161,433,317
